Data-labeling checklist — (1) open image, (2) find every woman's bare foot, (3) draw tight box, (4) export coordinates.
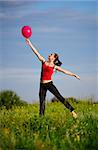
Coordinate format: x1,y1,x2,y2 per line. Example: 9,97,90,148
71,111,77,119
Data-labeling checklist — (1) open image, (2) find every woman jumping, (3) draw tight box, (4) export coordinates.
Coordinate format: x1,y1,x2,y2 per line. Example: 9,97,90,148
26,39,80,118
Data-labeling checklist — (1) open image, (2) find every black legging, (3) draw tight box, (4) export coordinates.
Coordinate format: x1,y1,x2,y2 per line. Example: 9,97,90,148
39,81,74,116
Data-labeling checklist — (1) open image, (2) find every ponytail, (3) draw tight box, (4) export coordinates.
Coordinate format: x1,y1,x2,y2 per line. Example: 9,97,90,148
54,53,62,66
54,59,62,66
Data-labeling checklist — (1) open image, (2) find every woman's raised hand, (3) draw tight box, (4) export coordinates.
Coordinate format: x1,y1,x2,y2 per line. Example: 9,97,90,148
25,38,31,45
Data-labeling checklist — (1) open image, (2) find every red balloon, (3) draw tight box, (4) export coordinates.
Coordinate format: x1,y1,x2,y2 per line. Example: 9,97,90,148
21,26,32,38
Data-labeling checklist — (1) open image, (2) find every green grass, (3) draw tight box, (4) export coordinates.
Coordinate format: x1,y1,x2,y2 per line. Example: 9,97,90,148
0,101,98,150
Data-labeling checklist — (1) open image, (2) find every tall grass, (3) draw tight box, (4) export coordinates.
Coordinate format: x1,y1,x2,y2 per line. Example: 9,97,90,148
0,101,98,150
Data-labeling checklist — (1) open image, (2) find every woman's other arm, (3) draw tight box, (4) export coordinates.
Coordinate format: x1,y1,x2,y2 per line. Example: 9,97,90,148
55,66,80,80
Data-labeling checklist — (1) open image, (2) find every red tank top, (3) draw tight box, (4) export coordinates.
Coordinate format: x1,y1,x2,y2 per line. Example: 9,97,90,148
41,62,54,81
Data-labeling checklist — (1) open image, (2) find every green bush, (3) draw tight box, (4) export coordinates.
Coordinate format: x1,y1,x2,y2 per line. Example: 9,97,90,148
0,90,27,109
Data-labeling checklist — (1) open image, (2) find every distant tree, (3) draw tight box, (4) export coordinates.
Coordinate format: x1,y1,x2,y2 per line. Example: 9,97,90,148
66,97,78,103
51,96,78,103
51,97,59,103
0,90,27,109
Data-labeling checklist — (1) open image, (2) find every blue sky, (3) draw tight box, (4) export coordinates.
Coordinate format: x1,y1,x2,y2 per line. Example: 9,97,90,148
0,0,98,103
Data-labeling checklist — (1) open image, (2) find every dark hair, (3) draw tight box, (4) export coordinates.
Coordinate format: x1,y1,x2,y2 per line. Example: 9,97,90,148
54,53,62,66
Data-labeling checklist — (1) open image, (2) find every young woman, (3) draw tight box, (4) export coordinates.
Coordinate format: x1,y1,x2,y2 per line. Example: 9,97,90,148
26,39,80,118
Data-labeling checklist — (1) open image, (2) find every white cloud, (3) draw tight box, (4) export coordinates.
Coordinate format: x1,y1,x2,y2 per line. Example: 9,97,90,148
0,12,22,19
0,67,97,102
34,26,64,34
0,1,35,19
0,68,40,80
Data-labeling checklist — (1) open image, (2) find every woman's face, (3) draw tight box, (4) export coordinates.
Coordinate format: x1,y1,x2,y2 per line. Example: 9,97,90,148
48,53,55,62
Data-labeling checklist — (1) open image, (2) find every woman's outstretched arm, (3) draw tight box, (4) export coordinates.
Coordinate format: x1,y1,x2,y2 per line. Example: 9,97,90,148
26,39,45,62
55,66,80,80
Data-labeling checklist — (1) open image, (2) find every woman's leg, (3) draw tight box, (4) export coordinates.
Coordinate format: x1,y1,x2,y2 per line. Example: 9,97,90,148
39,83,47,116
47,82,74,112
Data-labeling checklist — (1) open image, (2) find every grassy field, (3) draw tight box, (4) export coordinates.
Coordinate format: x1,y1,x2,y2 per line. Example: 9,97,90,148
0,100,98,150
